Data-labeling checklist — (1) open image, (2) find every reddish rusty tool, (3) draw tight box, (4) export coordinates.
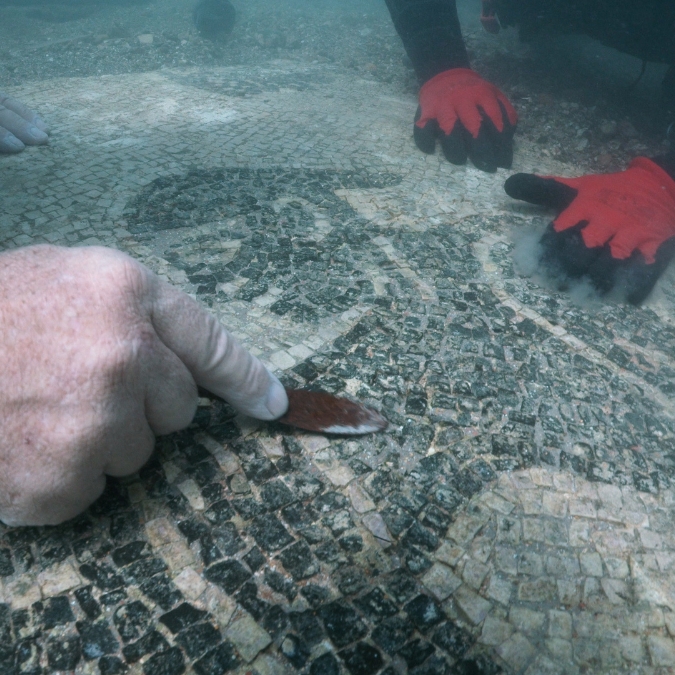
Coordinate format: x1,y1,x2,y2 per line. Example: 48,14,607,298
278,388,388,435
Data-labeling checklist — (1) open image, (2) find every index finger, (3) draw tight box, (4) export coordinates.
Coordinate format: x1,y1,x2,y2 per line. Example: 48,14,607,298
0,93,49,132
146,273,288,421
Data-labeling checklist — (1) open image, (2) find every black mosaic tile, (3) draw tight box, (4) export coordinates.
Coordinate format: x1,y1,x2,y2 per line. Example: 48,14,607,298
122,630,170,663
262,605,288,639
334,565,369,596
322,510,354,536
0,547,14,576
139,574,184,611
79,561,125,591
46,634,81,670
114,601,152,643
232,497,265,519
410,654,449,675
159,603,208,634
203,499,235,525
249,515,294,551
99,655,129,674
402,522,439,552
313,491,349,513
36,531,71,568
310,652,340,675
354,588,398,621
243,546,265,572
404,595,443,632
112,541,151,567
201,483,224,504
175,622,221,659
300,584,331,608
281,503,318,529
75,586,101,619
76,620,119,660
398,639,435,669
143,646,185,675
0,604,10,643
260,480,296,510
213,523,245,557
204,560,251,594
372,615,415,655
338,534,364,553
12,608,38,640
339,642,385,675
110,512,142,543
264,568,297,601
318,601,367,648
124,557,168,582
101,589,128,606
432,622,473,660
289,610,325,646
198,534,223,566
235,581,268,621
281,633,310,668
193,642,239,675
276,540,318,580
15,637,41,675
403,546,433,575
41,596,74,629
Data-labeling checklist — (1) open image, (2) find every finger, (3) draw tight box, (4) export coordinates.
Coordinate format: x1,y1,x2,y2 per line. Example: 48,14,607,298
468,113,504,173
0,92,48,132
585,247,619,295
0,107,48,145
103,403,160,477
143,339,199,436
491,102,515,169
148,274,288,420
414,107,437,155
539,221,602,278
619,237,675,305
504,174,578,211
477,94,506,133
439,121,468,165
0,126,24,153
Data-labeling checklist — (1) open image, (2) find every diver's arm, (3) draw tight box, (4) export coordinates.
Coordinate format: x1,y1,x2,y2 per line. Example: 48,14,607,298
385,0,516,172
384,0,469,83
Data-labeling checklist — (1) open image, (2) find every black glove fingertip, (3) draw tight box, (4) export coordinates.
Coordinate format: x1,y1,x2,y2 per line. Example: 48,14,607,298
622,238,675,305
440,123,468,165
413,106,437,155
505,174,578,210
539,221,600,279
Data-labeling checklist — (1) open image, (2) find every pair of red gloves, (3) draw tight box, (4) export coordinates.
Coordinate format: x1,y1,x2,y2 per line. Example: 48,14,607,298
417,69,675,304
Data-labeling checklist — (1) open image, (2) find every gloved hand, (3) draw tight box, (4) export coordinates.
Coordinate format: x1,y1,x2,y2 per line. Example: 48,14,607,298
0,93,49,153
414,68,517,173
0,245,288,526
505,157,675,304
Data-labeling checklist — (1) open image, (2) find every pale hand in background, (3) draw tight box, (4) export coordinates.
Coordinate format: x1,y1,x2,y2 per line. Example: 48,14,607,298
0,92,49,153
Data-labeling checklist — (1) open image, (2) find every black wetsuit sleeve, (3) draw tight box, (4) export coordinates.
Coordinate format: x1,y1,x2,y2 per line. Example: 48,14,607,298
384,0,469,83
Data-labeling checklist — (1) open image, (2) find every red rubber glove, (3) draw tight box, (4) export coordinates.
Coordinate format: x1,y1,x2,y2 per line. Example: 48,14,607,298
414,68,518,173
505,158,675,304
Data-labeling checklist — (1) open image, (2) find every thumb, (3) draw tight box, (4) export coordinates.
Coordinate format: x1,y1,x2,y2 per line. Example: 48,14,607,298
504,173,578,212
148,275,288,420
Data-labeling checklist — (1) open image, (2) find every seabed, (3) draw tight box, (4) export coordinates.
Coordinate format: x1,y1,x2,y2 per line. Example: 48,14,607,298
1,2,675,674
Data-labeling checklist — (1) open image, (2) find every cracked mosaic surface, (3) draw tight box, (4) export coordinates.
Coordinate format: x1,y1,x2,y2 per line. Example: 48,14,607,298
1,45,675,675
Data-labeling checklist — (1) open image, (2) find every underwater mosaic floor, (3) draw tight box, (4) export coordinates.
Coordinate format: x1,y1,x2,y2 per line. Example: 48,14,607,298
2,61,675,675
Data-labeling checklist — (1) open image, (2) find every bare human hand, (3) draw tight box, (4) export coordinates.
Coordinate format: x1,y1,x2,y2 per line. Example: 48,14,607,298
0,93,49,153
0,245,288,526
